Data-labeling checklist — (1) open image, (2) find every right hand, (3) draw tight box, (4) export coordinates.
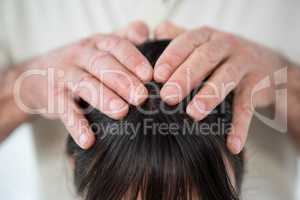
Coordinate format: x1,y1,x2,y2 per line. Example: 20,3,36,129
17,21,152,149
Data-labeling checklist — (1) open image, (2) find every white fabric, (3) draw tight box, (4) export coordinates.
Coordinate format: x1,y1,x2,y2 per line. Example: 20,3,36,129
0,0,299,199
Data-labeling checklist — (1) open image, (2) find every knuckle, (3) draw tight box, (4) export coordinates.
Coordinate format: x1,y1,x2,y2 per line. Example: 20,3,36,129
183,30,203,47
114,72,136,90
194,26,213,36
208,43,224,64
220,32,239,47
123,50,144,68
71,74,94,94
194,26,212,34
198,25,214,34
209,42,224,55
110,38,141,60
88,51,110,72
90,33,104,43
98,34,123,50
115,37,132,50
78,37,94,48
223,64,241,81
236,103,253,117
195,46,220,66
77,33,103,48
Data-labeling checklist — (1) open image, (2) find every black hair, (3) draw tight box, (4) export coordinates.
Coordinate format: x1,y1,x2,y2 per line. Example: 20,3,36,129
66,40,244,200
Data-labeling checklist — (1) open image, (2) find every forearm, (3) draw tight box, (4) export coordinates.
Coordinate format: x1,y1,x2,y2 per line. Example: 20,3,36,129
0,65,30,142
286,60,300,147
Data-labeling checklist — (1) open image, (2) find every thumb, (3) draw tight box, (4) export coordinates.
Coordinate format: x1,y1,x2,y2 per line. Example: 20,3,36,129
154,21,186,39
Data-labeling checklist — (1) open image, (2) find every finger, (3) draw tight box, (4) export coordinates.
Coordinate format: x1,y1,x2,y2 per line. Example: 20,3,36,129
154,21,186,39
116,20,150,44
161,38,235,105
186,57,246,120
154,26,214,83
75,48,148,106
227,81,255,154
65,67,129,119
58,90,95,149
75,34,153,82
95,34,153,82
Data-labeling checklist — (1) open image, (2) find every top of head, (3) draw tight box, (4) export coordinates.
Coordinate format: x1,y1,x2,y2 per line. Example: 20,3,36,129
67,40,244,200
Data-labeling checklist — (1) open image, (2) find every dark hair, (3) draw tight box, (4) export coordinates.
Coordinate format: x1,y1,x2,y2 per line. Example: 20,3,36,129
66,40,244,200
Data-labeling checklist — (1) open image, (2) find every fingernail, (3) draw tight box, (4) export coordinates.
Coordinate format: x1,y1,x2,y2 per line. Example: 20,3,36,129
109,99,127,113
79,134,88,147
130,30,147,43
161,83,181,105
137,63,153,82
228,137,242,154
131,85,148,105
186,101,206,121
154,64,172,82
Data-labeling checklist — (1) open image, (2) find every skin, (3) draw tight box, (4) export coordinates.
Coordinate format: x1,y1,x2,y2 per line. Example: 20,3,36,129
0,21,152,148
0,66,29,142
153,21,300,154
1,21,300,155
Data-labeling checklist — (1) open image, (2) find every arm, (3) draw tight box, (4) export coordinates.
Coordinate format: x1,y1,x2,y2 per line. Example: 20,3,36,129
286,63,300,147
0,65,30,142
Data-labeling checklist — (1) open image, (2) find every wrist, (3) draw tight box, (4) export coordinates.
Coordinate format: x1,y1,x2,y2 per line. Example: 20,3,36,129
0,64,33,121
12,58,44,116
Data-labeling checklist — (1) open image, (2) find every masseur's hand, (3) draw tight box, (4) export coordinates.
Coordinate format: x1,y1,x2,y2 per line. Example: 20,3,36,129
154,22,286,154
20,21,152,149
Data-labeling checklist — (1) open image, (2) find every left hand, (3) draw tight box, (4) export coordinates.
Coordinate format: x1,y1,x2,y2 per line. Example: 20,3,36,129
154,22,286,154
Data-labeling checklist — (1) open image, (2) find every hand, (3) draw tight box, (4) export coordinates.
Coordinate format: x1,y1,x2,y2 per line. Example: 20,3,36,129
154,22,286,154
18,21,152,149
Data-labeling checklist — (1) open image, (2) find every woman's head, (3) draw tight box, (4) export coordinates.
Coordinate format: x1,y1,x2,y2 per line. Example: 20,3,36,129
66,40,244,200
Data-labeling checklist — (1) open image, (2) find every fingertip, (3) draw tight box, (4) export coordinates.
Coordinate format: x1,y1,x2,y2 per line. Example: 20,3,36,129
128,29,148,44
128,20,149,44
154,21,172,39
154,21,184,39
185,100,206,121
130,84,149,106
130,20,149,34
136,62,153,82
227,135,242,154
78,132,95,150
109,99,128,113
160,85,181,106
108,102,130,120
